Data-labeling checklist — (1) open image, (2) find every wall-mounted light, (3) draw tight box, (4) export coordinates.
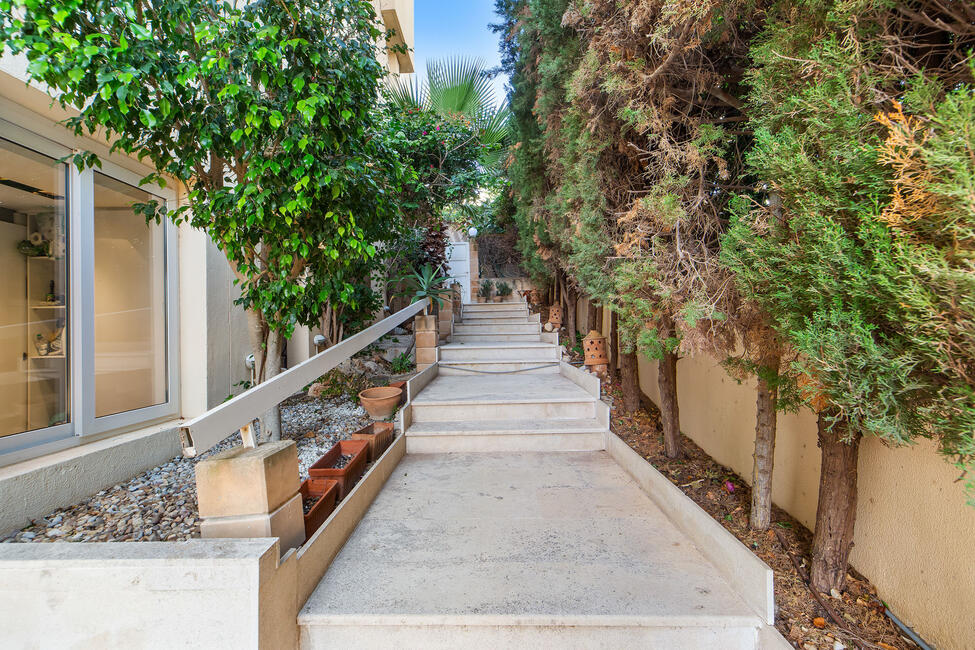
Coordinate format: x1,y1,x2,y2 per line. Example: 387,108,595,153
468,226,478,238
313,334,326,350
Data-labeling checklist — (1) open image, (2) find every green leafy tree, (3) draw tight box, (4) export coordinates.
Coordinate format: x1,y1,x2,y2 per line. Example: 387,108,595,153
1,0,400,439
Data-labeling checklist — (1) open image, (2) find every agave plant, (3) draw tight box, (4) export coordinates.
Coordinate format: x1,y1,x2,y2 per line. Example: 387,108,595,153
389,56,510,171
395,263,453,311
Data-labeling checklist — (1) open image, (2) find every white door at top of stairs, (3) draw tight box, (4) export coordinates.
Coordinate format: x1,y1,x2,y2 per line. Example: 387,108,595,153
445,240,471,303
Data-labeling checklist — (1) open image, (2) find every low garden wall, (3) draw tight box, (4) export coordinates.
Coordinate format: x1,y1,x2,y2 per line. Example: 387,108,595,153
574,297,975,650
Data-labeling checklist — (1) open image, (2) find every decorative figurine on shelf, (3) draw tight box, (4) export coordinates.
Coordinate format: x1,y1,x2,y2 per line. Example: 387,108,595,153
45,280,56,304
16,240,47,257
48,325,64,355
33,333,50,357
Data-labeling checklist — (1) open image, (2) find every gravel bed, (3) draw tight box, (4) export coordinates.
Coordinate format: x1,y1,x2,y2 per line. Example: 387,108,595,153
1,393,377,545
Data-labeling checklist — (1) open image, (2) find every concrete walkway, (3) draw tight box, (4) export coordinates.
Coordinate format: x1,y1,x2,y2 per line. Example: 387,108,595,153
299,302,774,648
299,452,760,648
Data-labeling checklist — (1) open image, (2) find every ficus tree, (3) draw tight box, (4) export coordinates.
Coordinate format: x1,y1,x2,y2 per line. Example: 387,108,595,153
1,0,401,439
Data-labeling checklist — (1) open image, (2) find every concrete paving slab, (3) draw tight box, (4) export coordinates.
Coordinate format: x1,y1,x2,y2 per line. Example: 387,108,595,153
299,452,757,627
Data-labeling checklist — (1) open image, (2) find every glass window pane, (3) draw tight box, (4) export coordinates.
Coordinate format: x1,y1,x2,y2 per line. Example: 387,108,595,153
0,138,70,436
93,173,167,417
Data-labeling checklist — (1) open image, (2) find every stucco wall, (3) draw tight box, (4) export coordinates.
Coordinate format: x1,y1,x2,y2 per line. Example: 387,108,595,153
634,337,975,650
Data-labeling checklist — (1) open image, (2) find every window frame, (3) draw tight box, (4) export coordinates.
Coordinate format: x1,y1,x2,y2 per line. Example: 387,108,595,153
0,118,180,461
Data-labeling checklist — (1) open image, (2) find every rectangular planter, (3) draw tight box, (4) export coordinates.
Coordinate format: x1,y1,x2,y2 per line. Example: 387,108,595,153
389,380,407,406
300,478,339,539
308,440,369,500
351,422,394,463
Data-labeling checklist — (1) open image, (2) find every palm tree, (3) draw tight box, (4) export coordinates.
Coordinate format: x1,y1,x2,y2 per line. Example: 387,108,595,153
389,56,510,170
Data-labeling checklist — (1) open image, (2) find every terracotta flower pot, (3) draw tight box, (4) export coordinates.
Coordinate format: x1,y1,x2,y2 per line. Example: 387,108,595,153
300,478,339,539
351,421,395,462
493,295,503,303
308,440,369,500
358,386,403,420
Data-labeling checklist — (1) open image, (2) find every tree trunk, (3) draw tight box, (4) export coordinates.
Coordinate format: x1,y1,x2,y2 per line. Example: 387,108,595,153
609,310,619,379
587,300,598,333
749,353,780,531
658,349,680,457
244,307,282,443
596,305,603,333
620,350,640,414
566,285,577,347
260,329,284,442
810,414,861,594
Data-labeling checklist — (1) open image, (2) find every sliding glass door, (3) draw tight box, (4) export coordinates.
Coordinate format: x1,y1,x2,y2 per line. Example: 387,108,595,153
0,122,178,460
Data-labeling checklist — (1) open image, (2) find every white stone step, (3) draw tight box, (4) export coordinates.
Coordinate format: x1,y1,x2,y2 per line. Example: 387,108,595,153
411,398,595,422
300,619,761,649
409,374,597,422
406,418,606,453
460,311,530,321
462,302,528,311
438,360,560,375
461,313,540,325
451,333,542,344
452,323,541,335
439,342,560,362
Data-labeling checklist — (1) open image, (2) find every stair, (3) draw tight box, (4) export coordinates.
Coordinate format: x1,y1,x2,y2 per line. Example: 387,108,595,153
406,305,604,451
298,301,775,650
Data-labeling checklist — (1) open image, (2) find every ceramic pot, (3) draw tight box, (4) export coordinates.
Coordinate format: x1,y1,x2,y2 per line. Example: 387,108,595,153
358,386,403,420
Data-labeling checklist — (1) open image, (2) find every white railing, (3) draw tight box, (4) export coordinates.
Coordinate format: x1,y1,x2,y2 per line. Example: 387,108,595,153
179,299,430,457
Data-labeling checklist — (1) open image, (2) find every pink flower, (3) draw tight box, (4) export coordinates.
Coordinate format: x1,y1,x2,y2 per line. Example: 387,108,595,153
435,126,440,131
724,481,735,493
422,131,427,135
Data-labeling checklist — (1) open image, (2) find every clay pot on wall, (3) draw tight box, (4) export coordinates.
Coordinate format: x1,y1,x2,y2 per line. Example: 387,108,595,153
350,421,394,462
358,386,403,420
308,440,370,500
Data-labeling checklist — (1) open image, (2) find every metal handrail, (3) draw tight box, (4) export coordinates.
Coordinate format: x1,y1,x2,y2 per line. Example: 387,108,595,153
179,298,430,457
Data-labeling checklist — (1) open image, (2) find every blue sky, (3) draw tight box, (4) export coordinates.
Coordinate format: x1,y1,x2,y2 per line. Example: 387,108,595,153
413,0,508,107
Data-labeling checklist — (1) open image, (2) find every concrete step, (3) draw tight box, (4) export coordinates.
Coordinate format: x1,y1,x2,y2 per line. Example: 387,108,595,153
409,374,597,422
460,310,530,321
461,313,540,325
300,618,761,649
451,333,542,344
411,398,595,422
438,360,560,375
405,418,606,453
452,323,541,335
462,302,528,312
438,342,560,362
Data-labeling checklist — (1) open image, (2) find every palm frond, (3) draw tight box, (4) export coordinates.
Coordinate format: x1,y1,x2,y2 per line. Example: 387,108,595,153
427,56,497,120
388,74,427,111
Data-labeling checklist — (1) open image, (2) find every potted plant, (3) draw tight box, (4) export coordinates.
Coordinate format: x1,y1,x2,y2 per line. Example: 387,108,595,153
495,281,512,303
309,440,370,499
478,280,493,303
300,478,339,539
395,263,452,316
358,386,403,420
350,421,395,462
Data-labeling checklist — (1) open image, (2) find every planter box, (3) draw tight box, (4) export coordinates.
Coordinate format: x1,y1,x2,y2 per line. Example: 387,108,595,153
308,440,369,499
389,380,407,405
300,478,339,539
351,422,394,462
